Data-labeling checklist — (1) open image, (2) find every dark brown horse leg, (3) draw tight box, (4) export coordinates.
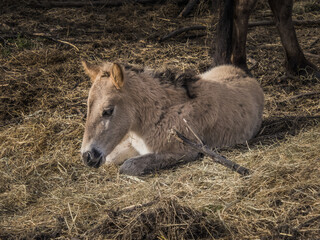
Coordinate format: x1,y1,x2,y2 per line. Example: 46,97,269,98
268,0,319,78
119,152,200,176
231,0,258,72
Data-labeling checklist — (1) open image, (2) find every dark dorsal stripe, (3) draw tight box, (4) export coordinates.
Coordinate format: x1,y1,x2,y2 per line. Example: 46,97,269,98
123,63,200,99
153,69,200,99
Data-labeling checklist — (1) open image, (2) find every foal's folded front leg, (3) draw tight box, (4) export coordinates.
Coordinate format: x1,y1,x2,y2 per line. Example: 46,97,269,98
119,152,200,176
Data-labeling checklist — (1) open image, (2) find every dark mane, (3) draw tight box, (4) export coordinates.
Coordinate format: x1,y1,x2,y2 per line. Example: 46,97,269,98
124,63,199,99
123,63,145,74
153,68,200,99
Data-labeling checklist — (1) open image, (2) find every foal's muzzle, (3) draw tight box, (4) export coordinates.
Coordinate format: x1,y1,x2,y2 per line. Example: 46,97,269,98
82,148,103,168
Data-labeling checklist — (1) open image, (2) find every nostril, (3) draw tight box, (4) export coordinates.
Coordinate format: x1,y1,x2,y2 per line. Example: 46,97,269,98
82,148,103,168
82,151,92,163
92,147,102,159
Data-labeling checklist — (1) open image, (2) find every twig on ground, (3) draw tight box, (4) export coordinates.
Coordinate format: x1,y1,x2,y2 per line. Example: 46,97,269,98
171,129,251,176
160,19,319,42
248,19,320,28
304,52,320,59
160,25,206,42
277,92,320,104
1,32,79,51
30,0,158,8
178,0,198,18
33,33,79,51
288,91,320,101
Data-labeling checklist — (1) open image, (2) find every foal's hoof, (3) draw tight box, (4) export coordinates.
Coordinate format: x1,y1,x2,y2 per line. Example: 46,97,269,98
119,157,148,176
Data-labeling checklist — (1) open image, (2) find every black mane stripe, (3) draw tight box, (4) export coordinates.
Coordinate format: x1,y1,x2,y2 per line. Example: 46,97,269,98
123,63,199,99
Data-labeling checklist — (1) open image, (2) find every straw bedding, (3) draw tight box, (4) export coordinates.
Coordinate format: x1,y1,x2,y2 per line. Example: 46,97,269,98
0,0,319,239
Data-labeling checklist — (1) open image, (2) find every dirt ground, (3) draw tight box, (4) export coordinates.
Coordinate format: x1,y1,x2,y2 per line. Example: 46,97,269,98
0,0,319,239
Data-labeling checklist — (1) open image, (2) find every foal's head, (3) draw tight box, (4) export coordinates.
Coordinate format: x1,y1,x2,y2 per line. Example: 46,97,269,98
81,61,133,168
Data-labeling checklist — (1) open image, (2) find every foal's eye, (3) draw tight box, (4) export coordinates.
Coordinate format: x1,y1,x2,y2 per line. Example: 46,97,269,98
102,107,114,117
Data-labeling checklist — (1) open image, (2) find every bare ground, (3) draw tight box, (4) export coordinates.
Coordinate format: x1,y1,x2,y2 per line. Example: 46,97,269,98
0,0,319,239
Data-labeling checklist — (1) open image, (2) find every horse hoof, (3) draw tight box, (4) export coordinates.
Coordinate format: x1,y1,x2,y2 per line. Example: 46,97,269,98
119,158,146,176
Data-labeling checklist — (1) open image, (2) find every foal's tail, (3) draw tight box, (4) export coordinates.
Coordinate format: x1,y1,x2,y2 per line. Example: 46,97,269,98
212,0,235,66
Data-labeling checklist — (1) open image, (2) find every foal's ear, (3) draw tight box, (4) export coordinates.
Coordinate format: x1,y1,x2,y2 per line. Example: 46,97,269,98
110,63,124,90
82,61,101,82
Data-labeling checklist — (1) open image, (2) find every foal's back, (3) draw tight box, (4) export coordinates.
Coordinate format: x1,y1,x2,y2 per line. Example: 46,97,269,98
182,65,264,148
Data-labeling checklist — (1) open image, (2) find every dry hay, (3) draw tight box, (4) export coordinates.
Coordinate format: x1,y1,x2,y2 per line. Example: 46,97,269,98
1,0,320,239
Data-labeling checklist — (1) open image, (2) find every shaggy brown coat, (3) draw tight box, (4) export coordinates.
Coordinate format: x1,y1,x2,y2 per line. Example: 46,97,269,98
81,62,264,175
